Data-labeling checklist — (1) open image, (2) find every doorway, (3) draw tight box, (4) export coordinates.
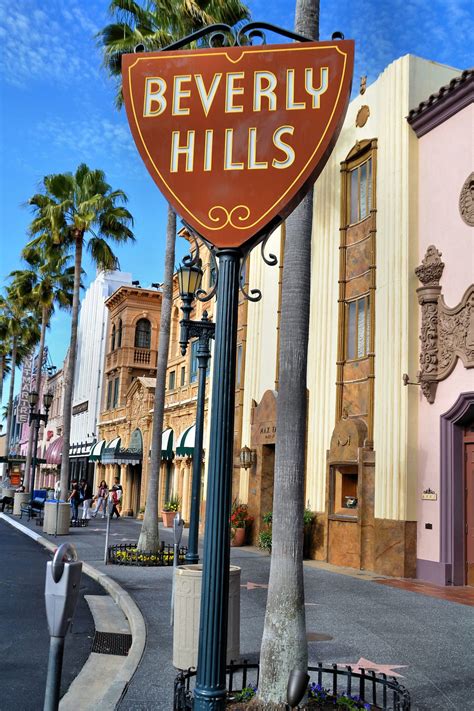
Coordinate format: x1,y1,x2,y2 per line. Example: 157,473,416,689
130,464,142,517
440,392,474,585
464,426,474,586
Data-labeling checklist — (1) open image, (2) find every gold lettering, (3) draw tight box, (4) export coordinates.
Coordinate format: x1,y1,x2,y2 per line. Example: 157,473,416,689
225,72,245,113
272,126,295,169
143,77,167,117
170,131,195,173
172,75,191,115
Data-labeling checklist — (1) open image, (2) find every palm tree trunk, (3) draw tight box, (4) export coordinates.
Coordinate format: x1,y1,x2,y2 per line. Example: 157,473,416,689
4,337,17,478
59,232,83,500
138,205,176,552
24,306,48,492
258,2,319,703
0,354,4,405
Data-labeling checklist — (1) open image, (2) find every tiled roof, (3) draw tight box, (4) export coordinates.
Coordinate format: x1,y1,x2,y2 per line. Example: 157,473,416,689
407,69,473,136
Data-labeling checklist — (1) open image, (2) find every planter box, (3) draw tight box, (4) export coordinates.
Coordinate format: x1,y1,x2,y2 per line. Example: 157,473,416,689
162,510,180,527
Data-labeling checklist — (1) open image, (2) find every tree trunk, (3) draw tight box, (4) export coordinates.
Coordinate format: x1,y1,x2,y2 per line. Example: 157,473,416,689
0,354,4,406
24,306,48,492
258,2,319,703
59,233,83,500
138,205,176,552
4,337,17,478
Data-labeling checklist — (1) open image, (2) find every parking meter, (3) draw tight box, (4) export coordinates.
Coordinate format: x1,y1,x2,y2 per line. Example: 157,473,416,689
171,512,185,625
44,543,82,711
45,543,82,637
173,511,184,547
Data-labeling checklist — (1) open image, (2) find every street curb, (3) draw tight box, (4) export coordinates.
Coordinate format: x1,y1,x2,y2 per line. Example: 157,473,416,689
0,513,146,709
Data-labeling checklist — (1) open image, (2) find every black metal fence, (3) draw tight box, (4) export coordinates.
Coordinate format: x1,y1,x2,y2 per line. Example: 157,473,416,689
174,660,411,710
108,542,188,566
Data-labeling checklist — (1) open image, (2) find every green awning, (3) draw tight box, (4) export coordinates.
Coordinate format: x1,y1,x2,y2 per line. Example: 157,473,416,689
89,440,106,462
176,424,196,457
102,437,121,463
161,429,174,460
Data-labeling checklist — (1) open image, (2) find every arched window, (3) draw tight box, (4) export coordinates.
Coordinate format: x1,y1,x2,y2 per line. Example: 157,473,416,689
135,318,151,349
111,323,116,351
117,318,123,348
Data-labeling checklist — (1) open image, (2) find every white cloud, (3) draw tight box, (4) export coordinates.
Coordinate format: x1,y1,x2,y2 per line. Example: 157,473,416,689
0,0,100,87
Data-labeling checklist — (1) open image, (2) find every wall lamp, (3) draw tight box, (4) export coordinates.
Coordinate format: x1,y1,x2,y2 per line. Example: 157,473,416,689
239,445,256,470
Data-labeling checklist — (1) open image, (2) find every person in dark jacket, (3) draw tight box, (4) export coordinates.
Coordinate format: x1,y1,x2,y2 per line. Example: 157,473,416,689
69,484,81,522
79,479,93,519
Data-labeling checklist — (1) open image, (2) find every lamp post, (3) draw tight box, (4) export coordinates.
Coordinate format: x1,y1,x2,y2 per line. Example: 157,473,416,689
177,261,215,565
193,247,241,710
28,390,53,501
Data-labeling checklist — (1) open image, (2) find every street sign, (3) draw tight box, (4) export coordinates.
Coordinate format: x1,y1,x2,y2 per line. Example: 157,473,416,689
122,40,354,249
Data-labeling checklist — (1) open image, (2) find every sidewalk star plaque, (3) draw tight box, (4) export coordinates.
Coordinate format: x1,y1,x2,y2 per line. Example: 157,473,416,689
123,40,354,249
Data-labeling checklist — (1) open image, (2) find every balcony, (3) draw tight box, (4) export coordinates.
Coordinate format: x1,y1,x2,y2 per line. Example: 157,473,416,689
105,347,157,372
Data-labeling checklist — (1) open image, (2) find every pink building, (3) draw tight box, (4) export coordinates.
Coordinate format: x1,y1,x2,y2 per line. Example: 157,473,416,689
408,69,474,586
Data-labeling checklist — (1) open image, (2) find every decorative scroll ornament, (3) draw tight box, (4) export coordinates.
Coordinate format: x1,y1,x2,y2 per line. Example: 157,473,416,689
414,245,444,285
416,245,474,403
459,172,474,227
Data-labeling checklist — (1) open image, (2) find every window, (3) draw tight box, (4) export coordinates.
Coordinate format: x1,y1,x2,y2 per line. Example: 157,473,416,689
346,295,370,360
111,324,116,351
330,466,359,517
180,366,186,386
168,370,176,390
349,157,372,224
117,319,122,348
106,380,113,410
190,340,198,383
113,377,120,408
135,318,151,349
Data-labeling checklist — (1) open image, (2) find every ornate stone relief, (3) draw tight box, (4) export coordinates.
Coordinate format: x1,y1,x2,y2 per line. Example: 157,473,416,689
459,172,474,227
416,245,474,402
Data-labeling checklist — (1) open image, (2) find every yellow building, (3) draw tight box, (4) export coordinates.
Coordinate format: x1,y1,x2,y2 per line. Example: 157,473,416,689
239,55,461,578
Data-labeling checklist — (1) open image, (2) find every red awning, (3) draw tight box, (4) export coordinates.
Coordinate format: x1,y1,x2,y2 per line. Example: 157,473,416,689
45,437,63,465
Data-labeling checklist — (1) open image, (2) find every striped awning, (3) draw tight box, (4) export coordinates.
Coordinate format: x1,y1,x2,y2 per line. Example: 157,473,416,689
89,440,106,462
161,429,174,460
176,424,196,457
102,437,121,463
45,437,63,465
69,441,96,459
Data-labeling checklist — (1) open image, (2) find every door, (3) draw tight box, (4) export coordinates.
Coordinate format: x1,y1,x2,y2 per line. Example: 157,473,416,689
465,442,474,586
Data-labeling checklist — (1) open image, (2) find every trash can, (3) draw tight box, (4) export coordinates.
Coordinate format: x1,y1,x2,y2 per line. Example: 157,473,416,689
13,491,30,516
173,564,240,670
43,501,70,535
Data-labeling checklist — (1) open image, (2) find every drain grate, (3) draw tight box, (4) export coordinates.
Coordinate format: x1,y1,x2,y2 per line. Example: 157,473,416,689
91,631,132,656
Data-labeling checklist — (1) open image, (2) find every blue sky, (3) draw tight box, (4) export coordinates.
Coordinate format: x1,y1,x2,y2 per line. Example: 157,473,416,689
1,0,473,396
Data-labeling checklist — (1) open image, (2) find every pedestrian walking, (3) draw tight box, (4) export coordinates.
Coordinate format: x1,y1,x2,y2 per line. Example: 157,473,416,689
92,480,108,518
68,483,80,522
110,477,123,519
79,478,93,519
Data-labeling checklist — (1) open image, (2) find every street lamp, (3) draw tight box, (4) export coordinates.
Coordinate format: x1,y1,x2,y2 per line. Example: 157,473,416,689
29,390,53,501
178,260,215,565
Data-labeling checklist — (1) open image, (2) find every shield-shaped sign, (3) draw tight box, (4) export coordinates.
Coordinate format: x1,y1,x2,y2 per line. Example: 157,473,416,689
122,40,354,249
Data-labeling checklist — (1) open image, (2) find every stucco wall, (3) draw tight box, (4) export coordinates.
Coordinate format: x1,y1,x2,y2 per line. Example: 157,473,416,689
416,103,474,562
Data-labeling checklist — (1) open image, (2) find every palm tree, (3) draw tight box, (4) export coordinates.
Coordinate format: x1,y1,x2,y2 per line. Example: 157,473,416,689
98,0,250,552
258,0,319,703
28,164,134,500
1,290,41,478
9,247,75,491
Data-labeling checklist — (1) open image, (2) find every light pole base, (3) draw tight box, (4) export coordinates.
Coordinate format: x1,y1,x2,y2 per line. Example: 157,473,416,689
184,551,199,564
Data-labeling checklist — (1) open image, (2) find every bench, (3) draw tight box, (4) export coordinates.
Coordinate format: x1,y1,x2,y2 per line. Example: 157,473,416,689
20,490,48,521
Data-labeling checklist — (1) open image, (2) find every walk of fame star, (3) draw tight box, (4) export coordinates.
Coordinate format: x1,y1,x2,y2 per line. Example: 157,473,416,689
337,658,407,677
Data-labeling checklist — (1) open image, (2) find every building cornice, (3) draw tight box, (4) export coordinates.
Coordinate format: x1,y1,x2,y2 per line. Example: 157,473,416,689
105,285,162,311
407,69,473,137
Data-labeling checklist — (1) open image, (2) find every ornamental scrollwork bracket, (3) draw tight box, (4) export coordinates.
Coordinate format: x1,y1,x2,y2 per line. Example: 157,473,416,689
415,245,474,403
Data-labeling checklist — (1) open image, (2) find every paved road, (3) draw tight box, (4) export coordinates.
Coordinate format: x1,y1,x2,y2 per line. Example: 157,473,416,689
0,521,104,711
5,516,474,711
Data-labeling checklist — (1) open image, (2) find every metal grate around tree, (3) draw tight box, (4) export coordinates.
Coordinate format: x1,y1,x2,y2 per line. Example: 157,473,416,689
174,660,411,710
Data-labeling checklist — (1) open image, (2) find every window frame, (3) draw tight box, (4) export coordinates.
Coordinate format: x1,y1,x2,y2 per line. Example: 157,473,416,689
348,156,373,226
106,380,113,410
180,366,186,387
134,318,151,349
345,294,370,362
168,370,176,391
113,377,120,408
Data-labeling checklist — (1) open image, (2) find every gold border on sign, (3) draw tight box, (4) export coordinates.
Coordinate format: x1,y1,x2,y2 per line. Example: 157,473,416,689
127,44,349,232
